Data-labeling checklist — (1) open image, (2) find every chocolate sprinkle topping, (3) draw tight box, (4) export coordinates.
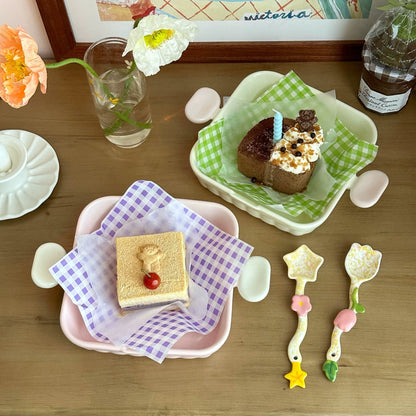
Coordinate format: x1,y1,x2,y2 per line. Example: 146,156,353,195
239,122,274,161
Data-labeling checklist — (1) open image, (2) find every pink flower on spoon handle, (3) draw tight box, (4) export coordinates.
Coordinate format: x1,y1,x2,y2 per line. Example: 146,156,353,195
291,295,312,317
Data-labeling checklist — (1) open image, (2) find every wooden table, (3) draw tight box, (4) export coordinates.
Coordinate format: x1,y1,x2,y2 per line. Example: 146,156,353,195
1,61,415,416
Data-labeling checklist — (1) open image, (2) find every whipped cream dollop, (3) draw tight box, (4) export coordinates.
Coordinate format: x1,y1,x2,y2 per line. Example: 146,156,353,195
269,123,324,174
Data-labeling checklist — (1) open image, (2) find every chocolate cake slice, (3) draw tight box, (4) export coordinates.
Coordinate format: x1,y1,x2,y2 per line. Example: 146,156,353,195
237,111,323,195
237,118,275,184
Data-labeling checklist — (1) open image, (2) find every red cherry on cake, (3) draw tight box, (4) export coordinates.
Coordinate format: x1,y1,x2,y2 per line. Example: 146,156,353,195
142,269,161,289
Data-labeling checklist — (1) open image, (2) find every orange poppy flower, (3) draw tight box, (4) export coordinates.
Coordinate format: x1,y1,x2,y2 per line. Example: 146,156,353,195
0,25,47,108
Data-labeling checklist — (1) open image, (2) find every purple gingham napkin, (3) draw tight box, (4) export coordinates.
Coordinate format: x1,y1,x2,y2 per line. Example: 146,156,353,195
50,181,253,362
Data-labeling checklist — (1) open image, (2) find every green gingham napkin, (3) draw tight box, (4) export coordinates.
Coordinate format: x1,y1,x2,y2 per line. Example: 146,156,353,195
195,71,378,220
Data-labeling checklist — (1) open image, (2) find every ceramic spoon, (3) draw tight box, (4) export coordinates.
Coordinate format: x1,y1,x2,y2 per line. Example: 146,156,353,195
322,243,382,382
283,245,324,389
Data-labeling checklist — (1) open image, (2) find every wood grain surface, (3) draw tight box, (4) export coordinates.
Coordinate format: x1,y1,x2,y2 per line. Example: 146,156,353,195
1,61,415,416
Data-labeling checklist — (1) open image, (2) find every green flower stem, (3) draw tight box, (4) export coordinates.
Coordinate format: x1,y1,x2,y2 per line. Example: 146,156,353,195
46,58,112,100
45,58,99,78
104,108,151,136
46,58,151,136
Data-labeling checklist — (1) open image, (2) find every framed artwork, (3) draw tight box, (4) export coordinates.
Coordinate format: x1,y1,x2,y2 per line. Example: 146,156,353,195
36,0,382,62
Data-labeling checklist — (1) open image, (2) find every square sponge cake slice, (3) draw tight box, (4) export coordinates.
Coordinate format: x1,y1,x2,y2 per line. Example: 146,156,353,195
116,231,189,310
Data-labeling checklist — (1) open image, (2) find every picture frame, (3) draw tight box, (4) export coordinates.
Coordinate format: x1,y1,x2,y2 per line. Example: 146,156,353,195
36,0,368,62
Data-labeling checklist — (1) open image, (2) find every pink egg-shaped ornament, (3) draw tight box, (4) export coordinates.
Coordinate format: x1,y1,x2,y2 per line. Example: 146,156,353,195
334,308,357,332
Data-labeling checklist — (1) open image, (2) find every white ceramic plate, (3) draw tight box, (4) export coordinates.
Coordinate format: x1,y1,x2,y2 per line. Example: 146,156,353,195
0,130,59,220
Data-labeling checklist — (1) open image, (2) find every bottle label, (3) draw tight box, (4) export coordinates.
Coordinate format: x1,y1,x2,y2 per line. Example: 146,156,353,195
358,77,411,113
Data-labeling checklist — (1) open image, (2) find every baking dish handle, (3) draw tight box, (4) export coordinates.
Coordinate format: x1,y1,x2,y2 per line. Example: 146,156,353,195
349,170,389,208
185,87,221,124
31,242,66,288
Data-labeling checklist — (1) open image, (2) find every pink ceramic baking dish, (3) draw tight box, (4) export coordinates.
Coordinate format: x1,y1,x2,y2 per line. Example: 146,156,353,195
59,196,239,358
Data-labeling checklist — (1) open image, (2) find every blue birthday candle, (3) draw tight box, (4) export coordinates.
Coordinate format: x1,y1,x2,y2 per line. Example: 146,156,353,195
273,110,283,144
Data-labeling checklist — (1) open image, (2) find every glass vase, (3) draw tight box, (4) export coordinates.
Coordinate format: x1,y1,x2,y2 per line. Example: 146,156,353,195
84,37,152,148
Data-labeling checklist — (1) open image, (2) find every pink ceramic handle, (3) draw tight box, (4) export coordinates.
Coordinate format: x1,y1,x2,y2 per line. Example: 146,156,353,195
350,170,389,208
185,87,221,124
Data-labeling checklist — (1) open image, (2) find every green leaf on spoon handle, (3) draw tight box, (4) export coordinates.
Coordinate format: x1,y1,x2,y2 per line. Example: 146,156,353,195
351,287,366,313
322,360,338,382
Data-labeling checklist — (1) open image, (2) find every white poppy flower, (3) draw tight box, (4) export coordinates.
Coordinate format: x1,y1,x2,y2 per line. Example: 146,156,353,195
124,15,198,76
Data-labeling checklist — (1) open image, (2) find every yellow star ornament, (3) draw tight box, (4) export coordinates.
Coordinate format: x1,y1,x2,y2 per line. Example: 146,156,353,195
284,361,307,389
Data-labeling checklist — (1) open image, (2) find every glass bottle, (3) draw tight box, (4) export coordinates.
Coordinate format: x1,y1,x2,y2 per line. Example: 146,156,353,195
358,4,416,113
